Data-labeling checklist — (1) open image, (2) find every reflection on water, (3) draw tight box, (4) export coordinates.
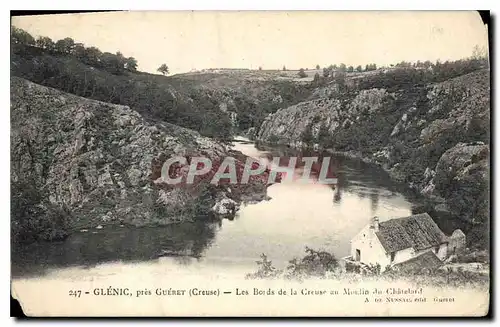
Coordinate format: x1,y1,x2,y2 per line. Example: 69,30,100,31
13,136,424,278
11,222,219,278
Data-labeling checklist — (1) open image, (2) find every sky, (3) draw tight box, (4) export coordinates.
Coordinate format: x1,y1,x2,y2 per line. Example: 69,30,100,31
12,11,489,75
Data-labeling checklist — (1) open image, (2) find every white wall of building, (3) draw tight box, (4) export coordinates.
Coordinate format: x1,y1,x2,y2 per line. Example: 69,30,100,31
351,223,449,270
436,243,448,260
391,247,415,265
351,225,390,268
415,243,448,261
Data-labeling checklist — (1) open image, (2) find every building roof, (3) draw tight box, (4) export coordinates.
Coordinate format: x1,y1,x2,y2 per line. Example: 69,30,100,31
375,213,448,253
392,250,443,273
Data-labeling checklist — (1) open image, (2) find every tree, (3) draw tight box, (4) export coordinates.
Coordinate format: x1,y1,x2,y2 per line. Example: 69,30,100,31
282,65,287,71
72,43,86,60
396,61,411,68
297,68,307,78
115,51,127,70
11,27,35,46
323,67,331,78
83,46,102,66
11,180,70,243
35,36,55,51
54,37,75,54
246,253,282,279
355,65,363,72
157,63,169,75
101,52,124,74
339,63,346,72
313,72,323,86
285,247,338,280
258,66,262,70
423,60,433,69
315,64,320,70
334,70,346,88
472,45,488,60
365,63,377,71
125,57,138,72
347,66,354,73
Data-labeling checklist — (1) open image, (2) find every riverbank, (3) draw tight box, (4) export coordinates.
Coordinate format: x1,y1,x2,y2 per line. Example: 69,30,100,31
12,136,422,278
255,69,490,249
10,78,273,244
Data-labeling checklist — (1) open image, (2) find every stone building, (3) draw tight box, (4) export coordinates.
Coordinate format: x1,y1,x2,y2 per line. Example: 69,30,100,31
349,213,465,271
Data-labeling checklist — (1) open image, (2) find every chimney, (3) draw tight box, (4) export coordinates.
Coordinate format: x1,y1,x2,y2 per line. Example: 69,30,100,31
370,216,380,232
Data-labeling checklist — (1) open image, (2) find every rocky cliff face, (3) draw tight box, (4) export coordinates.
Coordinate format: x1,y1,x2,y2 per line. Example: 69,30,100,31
426,143,489,224
11,77,271,243
258,88,390,147
256,69,490,232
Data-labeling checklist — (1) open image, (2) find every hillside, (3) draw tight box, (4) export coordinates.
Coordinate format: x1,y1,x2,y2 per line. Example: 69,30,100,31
10,40,490,250
11,47,313,140
256,69,490,248
10,77,272,244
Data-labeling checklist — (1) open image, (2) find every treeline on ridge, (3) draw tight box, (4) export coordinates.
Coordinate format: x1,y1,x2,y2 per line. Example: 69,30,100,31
311,52,488,91
10,26,489,142
11,26,138,75
11,26,236,140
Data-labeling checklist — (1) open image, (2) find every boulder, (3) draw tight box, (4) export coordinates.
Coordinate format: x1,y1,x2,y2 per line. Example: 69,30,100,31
211,197,238,218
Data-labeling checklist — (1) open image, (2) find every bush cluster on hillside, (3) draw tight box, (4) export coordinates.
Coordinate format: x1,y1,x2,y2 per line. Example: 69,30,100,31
12,27,139,75
318,56,488,92
11,27,236,140
11,50,234,140
11,180,70,243
11,27,316,140
246,247,339,281
356,59,488,91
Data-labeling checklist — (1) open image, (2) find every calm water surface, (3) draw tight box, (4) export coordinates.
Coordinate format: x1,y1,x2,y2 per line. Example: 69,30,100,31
12,137,425,279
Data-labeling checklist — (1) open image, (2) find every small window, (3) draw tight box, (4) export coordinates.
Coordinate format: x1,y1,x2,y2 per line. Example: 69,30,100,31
390,252,396,263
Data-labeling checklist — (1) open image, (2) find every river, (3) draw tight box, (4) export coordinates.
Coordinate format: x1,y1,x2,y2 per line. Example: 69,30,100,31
12,137,423,280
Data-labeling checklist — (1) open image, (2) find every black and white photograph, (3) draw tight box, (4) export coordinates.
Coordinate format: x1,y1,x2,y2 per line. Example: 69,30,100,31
9,10,490,317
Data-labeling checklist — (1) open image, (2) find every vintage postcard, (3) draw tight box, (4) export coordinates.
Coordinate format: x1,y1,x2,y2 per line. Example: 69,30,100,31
10,11,490,317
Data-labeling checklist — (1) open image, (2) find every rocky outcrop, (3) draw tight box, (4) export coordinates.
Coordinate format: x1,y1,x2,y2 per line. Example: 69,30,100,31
256,69,490,229
10,77,272,243
212,196,239,218
257,88,390,147
242,127,257,140
425,143,489,224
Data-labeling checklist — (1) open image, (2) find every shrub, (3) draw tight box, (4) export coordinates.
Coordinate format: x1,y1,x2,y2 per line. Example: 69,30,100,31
11,180,71,244
285,247,338,280
246,254,282,279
